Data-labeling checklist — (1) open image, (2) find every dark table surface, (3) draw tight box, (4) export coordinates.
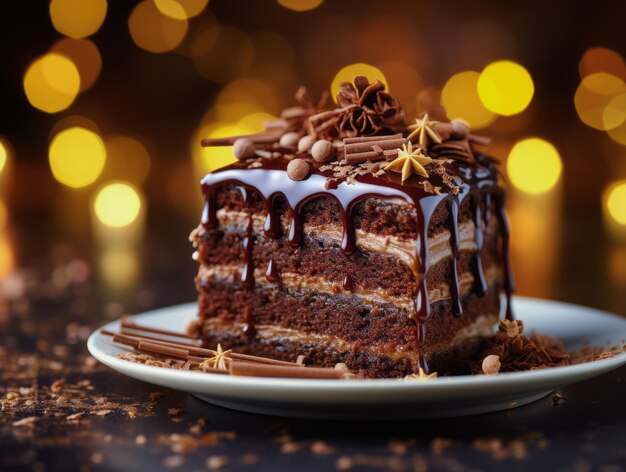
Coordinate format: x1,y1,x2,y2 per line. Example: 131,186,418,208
2,207,626,472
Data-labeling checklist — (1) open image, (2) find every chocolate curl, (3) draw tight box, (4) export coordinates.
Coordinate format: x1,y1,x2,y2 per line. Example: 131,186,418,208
229,361,348,379
343,134,404,164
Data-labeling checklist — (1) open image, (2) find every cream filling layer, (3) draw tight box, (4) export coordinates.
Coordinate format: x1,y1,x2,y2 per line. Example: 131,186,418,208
197,263,502,311
201,314,499,364
214,209,493,274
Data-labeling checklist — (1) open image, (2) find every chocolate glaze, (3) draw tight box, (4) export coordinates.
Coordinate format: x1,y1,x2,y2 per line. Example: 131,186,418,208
200,157,513,373
343,274,355,291
265,259,278,283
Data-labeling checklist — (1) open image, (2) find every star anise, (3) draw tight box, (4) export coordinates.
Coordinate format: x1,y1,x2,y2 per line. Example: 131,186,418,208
199,343,232,371
403,367,438,380
309,76,405,140
384,142,433,182
406,114,442,149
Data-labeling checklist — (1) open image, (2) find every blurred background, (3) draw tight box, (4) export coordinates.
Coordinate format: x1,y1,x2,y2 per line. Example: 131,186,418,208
1,0,626,330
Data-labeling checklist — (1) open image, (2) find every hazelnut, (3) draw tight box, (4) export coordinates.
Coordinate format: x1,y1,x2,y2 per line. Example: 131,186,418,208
287,158,310,181
311,140,335,162
450,119,470,138
232,138,256,160
481,354,501,375
279,132,300,150
297,135,316,153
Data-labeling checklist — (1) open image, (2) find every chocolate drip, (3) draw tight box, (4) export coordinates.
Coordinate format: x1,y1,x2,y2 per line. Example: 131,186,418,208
242,306,256,338
200,156,512,374
343,274,354,291
471,195,488,296
483,192,492,236
495,192,515,321
265,259,278,283
264,195,280,239
239,186,255,290
447,198,463,316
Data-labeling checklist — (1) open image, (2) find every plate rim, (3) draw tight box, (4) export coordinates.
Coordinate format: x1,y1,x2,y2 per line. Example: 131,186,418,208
87,296,626,392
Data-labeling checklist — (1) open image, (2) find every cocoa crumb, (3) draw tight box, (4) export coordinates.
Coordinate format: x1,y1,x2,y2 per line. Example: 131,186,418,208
13,416,37,427
552,391,567,406
206,456,229,470
311,440,335,455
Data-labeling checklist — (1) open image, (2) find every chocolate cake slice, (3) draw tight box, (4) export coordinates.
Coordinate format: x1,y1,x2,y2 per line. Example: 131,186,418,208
190,77,514,378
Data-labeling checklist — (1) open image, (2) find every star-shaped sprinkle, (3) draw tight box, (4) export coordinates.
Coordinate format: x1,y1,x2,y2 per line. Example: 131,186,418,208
403,367,438,381
199,343,232,371
407,114,442,149
384,142,433,182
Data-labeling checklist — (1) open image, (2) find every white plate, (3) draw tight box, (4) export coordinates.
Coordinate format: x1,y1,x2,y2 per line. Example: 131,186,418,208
87,297,626,419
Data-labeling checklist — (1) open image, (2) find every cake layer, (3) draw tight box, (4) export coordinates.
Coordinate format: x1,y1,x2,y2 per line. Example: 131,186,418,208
197,281,501,377
201,207,499,274
194,223,501,303
213,185,497,241
196,261,501,311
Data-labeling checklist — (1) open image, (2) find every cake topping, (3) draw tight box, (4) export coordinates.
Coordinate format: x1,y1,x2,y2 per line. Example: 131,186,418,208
384,142,433,182
200,75,500,190
232,138,256,160
406,114,443,149
309,76,405,140
481,354,502,375
287,158,311,181
310,139,335,162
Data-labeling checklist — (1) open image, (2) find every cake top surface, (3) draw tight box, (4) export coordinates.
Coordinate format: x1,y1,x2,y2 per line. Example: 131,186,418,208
200,76,504,207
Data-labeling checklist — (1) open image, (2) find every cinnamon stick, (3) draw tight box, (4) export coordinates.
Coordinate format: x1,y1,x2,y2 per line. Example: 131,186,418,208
103,329,300,366
229,361,345,379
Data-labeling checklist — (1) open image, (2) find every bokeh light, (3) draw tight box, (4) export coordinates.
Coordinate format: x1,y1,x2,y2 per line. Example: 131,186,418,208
154,0,209,19
579,47,626,79
192,26,254,82
0,237,14,280
0,201,7,232
193,123,252,175
214,78,281,120
477,60,534,116
602,91,626,131
51,38,102,92
129,0,188,53
331,63,387,102
507,138,562,194
99,247,140,290
277,0,324,12
575,73,625,130
104,136,151,184
49,0,107,39
23,53,81,113
94,182,142,228
604,180,626,226
49,127,106,188
0,140,7,175
441,71,496,129
377,61,423,116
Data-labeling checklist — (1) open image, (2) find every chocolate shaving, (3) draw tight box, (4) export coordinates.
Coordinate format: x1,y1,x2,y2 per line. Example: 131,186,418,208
470,320,570,374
